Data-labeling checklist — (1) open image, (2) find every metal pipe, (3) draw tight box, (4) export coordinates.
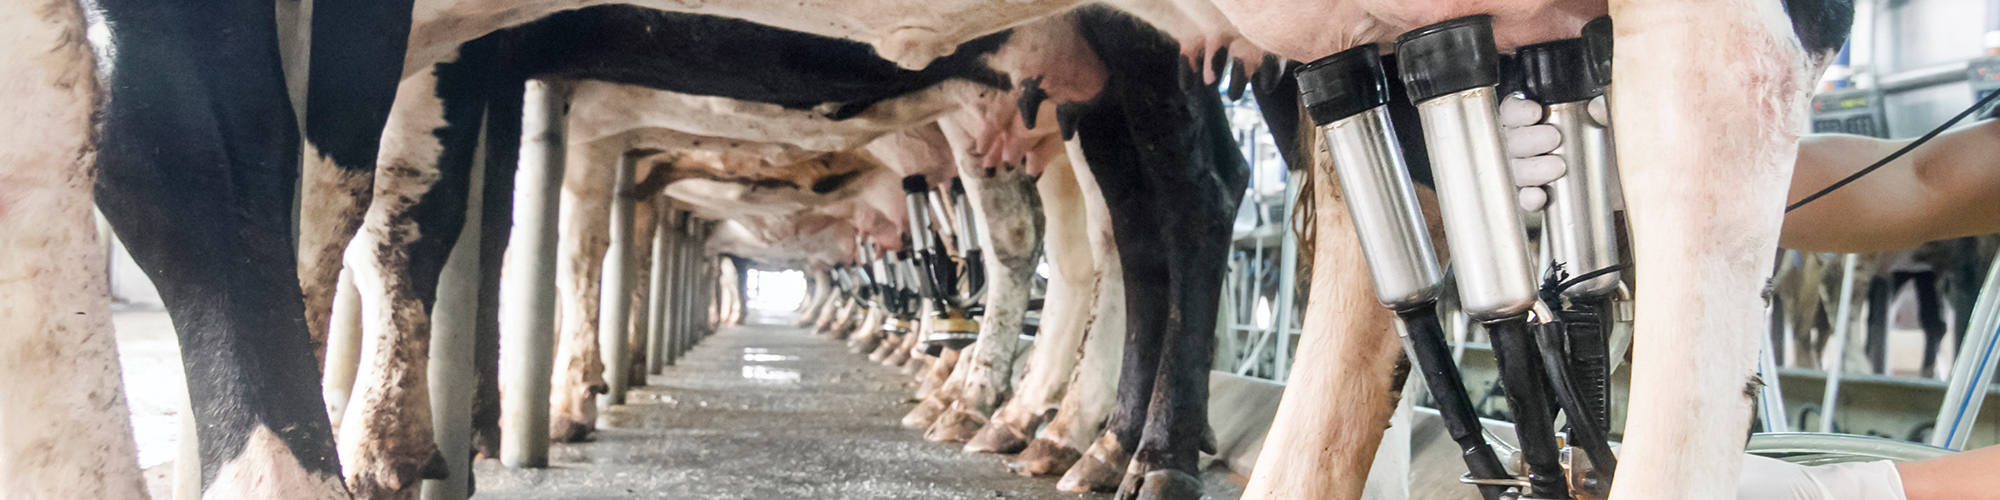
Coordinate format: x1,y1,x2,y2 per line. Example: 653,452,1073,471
597,153,639,407
1819,253,1860,433
1273,178,1301,380
499,78,568,468
1758,294,1790,433
1879,61,1972,94
1929,250,2000,449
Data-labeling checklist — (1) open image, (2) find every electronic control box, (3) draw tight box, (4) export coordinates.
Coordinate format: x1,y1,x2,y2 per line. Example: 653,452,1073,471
1810,88,1890,138
1970,56,2000,120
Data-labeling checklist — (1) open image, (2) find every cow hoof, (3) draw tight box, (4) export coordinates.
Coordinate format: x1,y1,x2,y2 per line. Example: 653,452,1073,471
1008,438,1080,476
1056,435,1128,493
902,398,946,429
924,406,986,443
550,420,595,443
868,340,895,362
884,346,912,367
1116,469,1202,500
964,420,1031,454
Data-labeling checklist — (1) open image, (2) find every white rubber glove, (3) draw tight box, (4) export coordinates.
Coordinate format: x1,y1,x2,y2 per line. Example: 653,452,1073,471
1737,455,1907,500
1499,94,1611,211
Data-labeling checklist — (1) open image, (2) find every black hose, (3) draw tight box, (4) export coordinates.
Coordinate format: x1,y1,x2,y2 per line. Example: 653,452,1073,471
1487,318,1572,499
1534,321,1617,497
1398,306,1510,500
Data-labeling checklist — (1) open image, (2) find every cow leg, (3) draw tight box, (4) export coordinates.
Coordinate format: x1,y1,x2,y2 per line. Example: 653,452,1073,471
1240,152,1413,500
1016,143,1128,477
969,147,1096,454
471,75,525,460
1607,1,1812,498
549,137,621,443
907,346,972,428
1115,55,1245,500
626,196,660,389
297,0,418,366
339,42,497,497
927,141,1045,444
0,3,145,497
91,0,346,495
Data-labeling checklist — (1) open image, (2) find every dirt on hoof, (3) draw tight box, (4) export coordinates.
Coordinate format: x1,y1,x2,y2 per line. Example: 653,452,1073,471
902,398,946,429
964,419,1030,454
923,406,987,443
1118,469,1202,500
1009,438,1081,476
1056,435,1127,493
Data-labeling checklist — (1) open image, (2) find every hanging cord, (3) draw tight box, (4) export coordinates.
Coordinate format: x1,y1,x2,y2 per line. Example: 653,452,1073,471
1786,88,2000,213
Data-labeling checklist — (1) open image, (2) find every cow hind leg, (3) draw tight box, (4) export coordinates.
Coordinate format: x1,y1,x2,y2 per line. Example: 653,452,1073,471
0,3,146,497
1607,0,1815,497
970,150,1096,454
928,141,1045,444
339,42,496,497
93,0,351,496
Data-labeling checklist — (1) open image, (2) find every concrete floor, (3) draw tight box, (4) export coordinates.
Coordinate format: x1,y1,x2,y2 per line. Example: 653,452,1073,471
471,319,1135,500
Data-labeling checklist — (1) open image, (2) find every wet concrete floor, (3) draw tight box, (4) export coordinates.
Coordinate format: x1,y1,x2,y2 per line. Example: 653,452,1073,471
471,321,1113,500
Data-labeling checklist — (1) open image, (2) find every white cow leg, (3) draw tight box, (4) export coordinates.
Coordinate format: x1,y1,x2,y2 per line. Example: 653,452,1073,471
1607,1,1810,498
969,150,1095,454
548,137,619,443
0,4,146,496
1241,161,1409,500
340,68,469,499
1016,141,1126,477
915,347,963,402
908,340,979,429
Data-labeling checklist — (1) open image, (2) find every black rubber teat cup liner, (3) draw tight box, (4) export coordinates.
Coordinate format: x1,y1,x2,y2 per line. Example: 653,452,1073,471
1394,15,1502,103
1297,44,1391,126
1519,38,1603,103
1583,16,1614,88
901,174,928,194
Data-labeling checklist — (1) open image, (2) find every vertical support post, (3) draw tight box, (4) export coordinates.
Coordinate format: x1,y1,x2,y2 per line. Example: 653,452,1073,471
597,153,638,407
1819,253,1861,433
422,133,488,500
646,205,675,374
1272,177,1302,381
499,79,567,468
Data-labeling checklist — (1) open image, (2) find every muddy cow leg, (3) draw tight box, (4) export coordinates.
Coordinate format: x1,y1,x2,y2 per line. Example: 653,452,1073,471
298,0,419,366
0,2,144,497
970,147,1096,454
339,40,501,498
92,0,342,496
1017,140,1129,477
549,136,620,443
471,74,526,460
927,133,1046,444
1608,0,1814,498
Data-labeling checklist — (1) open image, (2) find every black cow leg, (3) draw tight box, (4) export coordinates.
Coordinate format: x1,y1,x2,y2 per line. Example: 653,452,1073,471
337,39,501,497
470,71,526,464
1060,8,1250,498
92,0,343,495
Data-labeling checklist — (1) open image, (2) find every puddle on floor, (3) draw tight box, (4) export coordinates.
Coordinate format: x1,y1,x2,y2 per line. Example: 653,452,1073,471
740,365,801,383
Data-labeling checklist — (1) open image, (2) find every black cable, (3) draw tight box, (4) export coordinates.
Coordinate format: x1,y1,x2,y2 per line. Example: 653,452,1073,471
1786,87,2000,213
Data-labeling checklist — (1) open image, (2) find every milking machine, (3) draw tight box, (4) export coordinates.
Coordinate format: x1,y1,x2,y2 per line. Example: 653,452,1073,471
1300,14,1637,499
1517,31,1621,499
1395,16,1571,499
903,175,982,355
1296,43,1512,500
